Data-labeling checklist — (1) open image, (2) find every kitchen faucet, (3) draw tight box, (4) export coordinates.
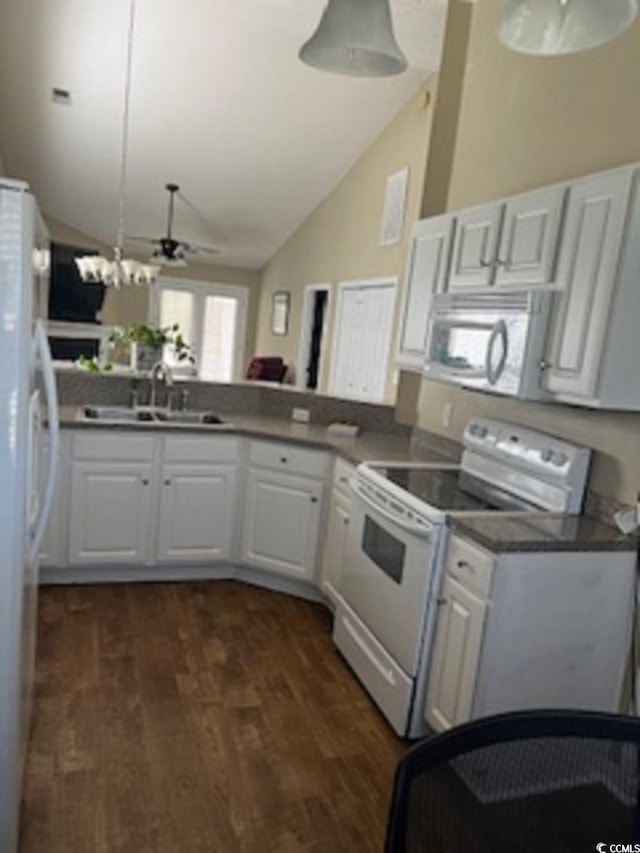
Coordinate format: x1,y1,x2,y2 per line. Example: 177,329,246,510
149,361,174,409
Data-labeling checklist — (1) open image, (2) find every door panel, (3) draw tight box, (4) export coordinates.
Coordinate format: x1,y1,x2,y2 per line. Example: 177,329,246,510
448,204,503,290
68,462,153,565
495,186,565,287
544,171,632,399
242,469,323,581
425,575,486,732
397,216,455,370
157,464,236,562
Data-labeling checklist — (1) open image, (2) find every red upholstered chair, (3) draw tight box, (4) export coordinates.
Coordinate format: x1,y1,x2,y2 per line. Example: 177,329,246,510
246,357,287,382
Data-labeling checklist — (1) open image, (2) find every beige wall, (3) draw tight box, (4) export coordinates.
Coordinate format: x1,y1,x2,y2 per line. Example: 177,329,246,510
408,0,640,504
254,81,437,402
45,215,261,369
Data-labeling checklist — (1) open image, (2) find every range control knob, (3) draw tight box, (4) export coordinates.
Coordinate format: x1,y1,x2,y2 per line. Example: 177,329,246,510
540,447,554,462
471,424,488,438
552,451,568,467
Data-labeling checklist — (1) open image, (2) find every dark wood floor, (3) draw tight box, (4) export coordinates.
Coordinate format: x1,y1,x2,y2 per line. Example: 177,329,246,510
20,582,405,852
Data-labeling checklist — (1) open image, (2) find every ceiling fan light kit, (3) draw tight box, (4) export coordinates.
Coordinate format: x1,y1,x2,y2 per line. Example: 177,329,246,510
299,0,407,77
497,0,638,56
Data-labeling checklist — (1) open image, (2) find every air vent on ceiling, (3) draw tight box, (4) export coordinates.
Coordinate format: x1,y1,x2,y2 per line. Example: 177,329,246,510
51,87,72,106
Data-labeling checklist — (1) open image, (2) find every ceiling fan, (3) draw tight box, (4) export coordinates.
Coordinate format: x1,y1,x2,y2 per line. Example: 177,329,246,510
127,183,221,267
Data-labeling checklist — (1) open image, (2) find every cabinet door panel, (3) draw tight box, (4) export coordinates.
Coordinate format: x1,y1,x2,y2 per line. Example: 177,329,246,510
397,216,455,371
320,490,352,605
448,204,502,290
242,469,323,581
68,462,153,565
425,576,486,732
495,186,565,287
157,464,236,563
544,171,632,400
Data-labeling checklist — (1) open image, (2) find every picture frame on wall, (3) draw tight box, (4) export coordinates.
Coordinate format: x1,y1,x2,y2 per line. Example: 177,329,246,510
271,291,290,336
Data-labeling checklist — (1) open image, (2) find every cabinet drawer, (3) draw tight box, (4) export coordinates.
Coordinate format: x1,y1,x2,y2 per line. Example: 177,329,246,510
333,456,356,499
163,435,239,463
72,432,155,462
249,439,329,479
447,535,494,598
333,602,413,737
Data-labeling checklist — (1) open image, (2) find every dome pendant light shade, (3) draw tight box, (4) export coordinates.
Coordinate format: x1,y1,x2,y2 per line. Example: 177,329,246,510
497,0,638,56
299,0,408,77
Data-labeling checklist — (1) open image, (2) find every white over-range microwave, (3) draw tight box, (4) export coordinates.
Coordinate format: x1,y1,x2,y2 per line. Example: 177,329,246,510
423,289,555,399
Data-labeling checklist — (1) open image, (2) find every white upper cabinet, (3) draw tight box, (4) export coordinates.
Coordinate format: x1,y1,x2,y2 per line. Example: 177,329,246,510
495,186,566,287
448,203,503,289
544,168,635,405
447,186,565,291
396,215,455,371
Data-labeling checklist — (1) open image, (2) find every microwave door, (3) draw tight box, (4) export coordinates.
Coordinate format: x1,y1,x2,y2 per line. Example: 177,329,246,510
427,318,499,382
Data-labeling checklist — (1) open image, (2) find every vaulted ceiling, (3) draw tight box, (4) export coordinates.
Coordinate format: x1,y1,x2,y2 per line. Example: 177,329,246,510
0,0,447,268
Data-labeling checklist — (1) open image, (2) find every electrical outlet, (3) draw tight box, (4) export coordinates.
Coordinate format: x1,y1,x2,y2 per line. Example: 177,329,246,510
292,407,310,423
442,403,453,429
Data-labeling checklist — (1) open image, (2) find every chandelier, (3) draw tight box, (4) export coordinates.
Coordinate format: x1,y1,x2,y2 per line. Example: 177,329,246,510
75,0,159,287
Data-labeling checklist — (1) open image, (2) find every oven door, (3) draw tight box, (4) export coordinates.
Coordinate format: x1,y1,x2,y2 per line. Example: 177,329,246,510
340,479,441,676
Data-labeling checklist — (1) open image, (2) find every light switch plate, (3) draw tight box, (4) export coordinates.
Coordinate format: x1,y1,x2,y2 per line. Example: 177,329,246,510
292,407,310,423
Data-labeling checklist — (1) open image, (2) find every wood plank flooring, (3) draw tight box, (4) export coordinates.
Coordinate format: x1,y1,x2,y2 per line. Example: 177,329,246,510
20,582,405,852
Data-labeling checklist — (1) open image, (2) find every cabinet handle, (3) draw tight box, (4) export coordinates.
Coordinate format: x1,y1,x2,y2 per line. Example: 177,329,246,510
310,496,318,503
539,360,553,370
343,517,350,525
164,479,172,486
281,457,288,463
436,597,447,606
496,258,507,266
457,560,471,570
479,258,492,268
141,479,150,486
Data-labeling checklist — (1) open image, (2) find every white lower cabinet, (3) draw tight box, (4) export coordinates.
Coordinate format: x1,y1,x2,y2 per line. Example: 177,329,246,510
156,464,236,563
319,457,356,606
241,468,323,581
68,461,154,565
424,575,486,732
65,432,239,568
425,534,636,733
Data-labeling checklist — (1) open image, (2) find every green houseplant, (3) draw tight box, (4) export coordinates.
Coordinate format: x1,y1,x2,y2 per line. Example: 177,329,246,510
109,323,196,371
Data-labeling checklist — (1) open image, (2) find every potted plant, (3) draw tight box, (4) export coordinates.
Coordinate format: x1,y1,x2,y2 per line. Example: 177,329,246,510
108,323,196,372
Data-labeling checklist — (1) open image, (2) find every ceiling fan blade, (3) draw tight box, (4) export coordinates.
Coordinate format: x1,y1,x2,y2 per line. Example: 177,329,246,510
181,242,221,255
126,235,161,245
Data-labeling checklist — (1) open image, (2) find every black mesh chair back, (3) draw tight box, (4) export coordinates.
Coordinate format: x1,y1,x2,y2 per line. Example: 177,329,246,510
385,710,640,853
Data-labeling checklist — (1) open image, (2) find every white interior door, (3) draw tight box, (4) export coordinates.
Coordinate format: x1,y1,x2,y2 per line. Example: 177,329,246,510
330,279,397,402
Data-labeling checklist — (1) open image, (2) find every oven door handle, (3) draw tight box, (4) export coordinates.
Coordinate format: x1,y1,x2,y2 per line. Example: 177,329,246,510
341,615,396,686
350,480,433,539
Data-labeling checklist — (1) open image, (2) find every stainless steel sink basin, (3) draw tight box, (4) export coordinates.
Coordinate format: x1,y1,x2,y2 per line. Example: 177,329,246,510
154,411,225,425
82,406,226,426
83,406,157,422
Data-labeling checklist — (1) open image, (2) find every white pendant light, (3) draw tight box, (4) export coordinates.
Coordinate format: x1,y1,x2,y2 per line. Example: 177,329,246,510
75,0,159,287
498,0,638,56
299,0,407,77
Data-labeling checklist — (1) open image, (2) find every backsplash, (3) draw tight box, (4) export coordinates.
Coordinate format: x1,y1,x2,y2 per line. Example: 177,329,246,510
55,371,410,436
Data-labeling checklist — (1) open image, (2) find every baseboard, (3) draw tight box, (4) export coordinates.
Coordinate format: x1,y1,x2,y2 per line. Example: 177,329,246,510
40,562,327,606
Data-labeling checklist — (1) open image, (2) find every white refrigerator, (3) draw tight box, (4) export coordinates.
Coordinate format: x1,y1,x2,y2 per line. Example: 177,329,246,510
0,179,59,851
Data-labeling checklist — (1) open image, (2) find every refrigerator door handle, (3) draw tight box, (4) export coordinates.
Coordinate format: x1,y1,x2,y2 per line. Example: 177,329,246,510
28,321,59,562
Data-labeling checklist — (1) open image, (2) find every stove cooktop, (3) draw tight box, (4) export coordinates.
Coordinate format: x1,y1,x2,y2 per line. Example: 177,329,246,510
374,466,542,514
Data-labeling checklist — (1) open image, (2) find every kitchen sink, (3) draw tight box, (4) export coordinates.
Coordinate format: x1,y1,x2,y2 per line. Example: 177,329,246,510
153,411,225,425
82,406,227,426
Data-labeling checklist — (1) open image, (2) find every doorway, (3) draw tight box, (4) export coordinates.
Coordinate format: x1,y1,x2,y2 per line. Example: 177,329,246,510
297,284,330,390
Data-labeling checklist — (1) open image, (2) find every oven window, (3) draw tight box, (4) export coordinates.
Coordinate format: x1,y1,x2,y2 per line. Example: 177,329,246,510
362,516,406,584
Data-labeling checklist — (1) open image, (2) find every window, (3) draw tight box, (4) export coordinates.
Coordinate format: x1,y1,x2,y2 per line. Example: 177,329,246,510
150,278,248,382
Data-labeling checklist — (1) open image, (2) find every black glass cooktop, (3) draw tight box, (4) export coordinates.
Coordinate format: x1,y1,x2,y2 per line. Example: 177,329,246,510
378,467,538,513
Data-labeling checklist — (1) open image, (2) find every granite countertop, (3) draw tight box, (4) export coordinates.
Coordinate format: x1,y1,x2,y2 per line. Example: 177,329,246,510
451,514,637,554
57,406,457,466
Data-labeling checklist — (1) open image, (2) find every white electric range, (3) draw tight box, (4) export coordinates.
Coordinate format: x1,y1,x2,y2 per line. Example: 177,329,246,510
333,417,592,738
